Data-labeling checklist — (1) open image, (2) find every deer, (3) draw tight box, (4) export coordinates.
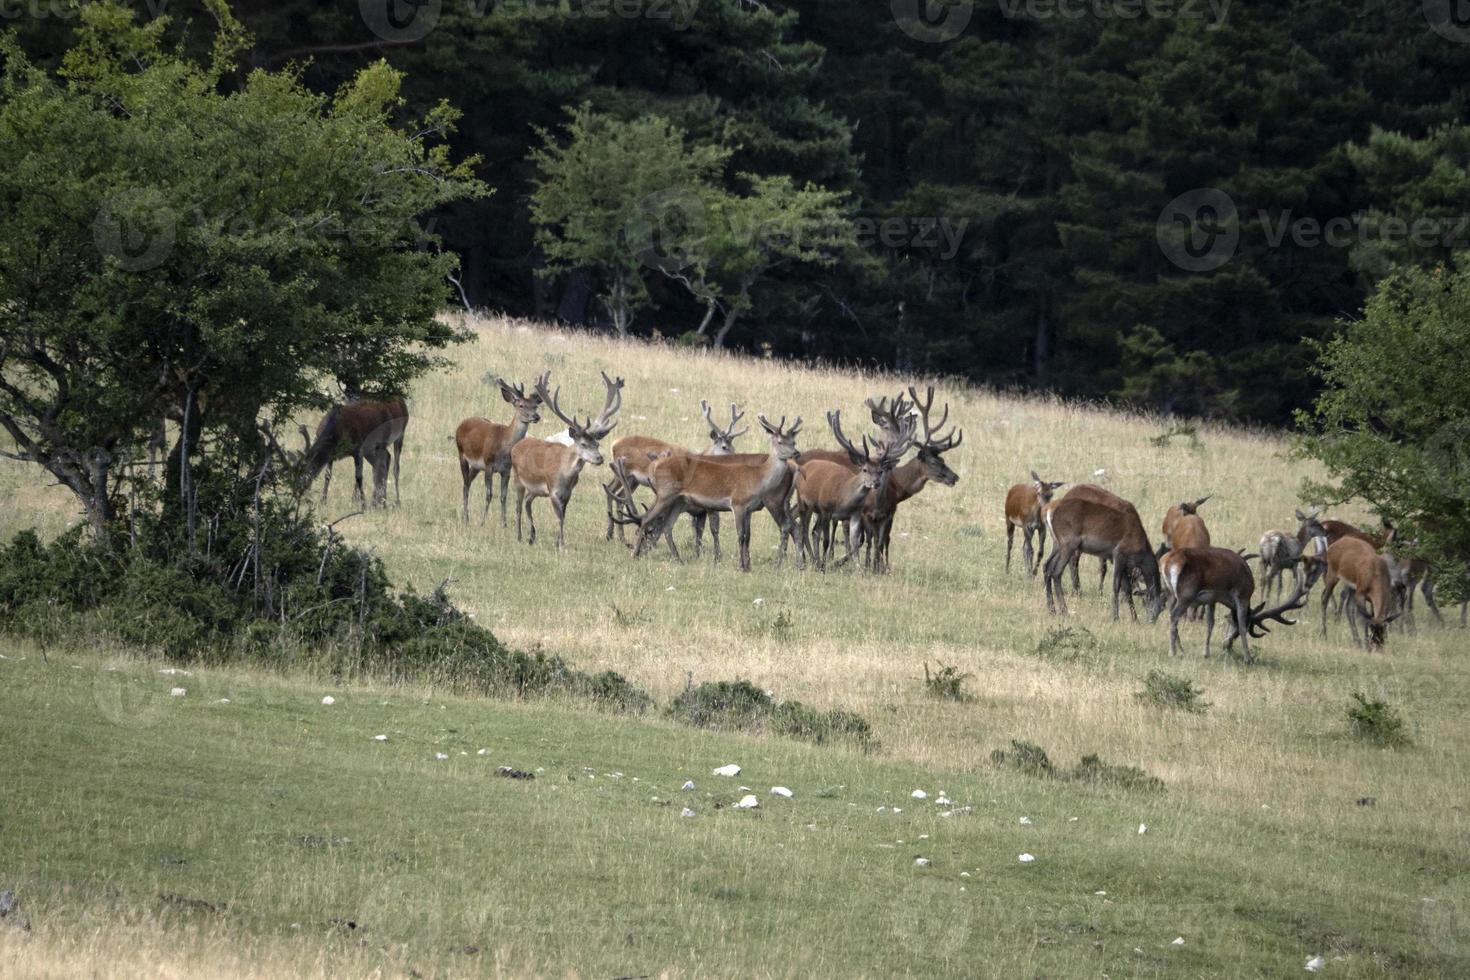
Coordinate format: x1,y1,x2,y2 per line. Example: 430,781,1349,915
1383,541,1442,631
607,400,748,555
1043,493,1165,622
509,371,623,548
1160,547,1310,663
454,378,544,525
1159,497,1211,553
1046,484,1140,595
1257,529,1309,598
852,386,963,573
794,410,915,570
1005,470,1066,575
634,414,803,572
1318,536,1401,648
298,398,409,508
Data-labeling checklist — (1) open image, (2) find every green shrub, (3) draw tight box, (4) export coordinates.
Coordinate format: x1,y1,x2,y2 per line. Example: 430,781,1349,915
1034,626,1097,663
1347,693,1410,747
668,679,875,752
990,739,1055,778
1135,670,1210,713
992,740,1164,792
923,662,973,702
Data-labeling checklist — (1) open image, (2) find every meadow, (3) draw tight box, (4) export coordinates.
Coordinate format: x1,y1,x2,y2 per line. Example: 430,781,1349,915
1,314,1467,977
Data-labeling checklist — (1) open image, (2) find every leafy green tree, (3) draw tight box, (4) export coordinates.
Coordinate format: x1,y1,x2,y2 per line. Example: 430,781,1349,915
0,1,485,542
529,105,729,336
1298,260,1470,582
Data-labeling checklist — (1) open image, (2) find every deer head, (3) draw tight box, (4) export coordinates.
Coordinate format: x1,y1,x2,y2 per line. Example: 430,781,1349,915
702,399,749,454
535,370,623,466
498,378,543,425
906,385,963,486
756,413,803,460
1179,496,1211,515
1030,469,1066,502
829,409,916,490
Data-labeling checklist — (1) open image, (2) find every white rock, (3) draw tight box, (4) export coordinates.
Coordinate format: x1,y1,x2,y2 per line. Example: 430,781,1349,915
1095,890,1107,896
321,696,336,706
682,780,696,791
1019,816,1033,826
1069,816,1079,822
681,807,696,818
753,597,766,607
712,764,741,777
1305,955,1325,972
159,668,191,676
211,698,230,705
477,748,488,756
1138,823,1148,835
665,586,676,592
914,857,930,867
918,834,929,840
434,753,448,761
1018,853,1036,863
1171,937,1185,946
170,687,186,697
935,796,952,806
893,808,903,814
373,734,388,741
770,786,794,798
911,789,928,800
738,785,751,792
735,794,760,809
959,871,970,877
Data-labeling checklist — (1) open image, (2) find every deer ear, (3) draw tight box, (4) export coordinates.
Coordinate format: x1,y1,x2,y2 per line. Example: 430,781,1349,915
1295,509,1307,521
1030,470,1041,483
499,384,515,404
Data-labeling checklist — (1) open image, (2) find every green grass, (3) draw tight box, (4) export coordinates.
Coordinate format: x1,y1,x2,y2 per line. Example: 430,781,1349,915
2,314,1470,976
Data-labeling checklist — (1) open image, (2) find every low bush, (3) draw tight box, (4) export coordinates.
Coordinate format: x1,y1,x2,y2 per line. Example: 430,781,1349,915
669,679,876,752
923,662,973,702
1347,693,1410,748
1135,670,1210,713
991,739,1164,792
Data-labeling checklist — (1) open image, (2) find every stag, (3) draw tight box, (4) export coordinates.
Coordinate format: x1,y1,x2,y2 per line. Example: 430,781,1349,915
795,410,915,570
1160,547,1309,663
298,399,409,508
635,415,803,572
1005,470,1065,575
1043,493,1165,622
1319,536,1401,648
455,379,543,525
509,371,623,548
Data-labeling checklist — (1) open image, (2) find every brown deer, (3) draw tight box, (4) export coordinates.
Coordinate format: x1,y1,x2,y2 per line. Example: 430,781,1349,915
794,411,915,570
1160,497,1210,552
454,379,544,525
607,400,748,554
1168,512,1211,550
1043,493,1165,622
635,415,803,572
1005,470,1065,575
1160,547,1309,662
1319,536,1401,648
1049,484,1139,594
299,399,409,508
509,371,623,548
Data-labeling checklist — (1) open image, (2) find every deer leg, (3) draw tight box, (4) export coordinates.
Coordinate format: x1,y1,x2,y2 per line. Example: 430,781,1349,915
321,460,333,504
1422,578,1443,626
1045,543,1074,615
736,508,754,573
1098,556,1110,595
461,459,475,524
1168,598,1186,657
372,449,390,508
1319,577,1337,637
498,471,512,527
1347,596,1364,648
1006,522,1015,573
635,496,680,558
351,452,365,507
1034,522,1047,577
1233,596,1252,663
796,507,816,570
709,513,722,564
1202,603,1215,659
551,493,567,549
515,486,526,542
1021,526,1034,576
1068,550,1082,594
1110,559,1128,622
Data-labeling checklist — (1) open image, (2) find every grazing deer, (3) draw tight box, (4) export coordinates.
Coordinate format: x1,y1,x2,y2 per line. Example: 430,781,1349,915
1318,536,1401,648
607,400,747,554
1383,544,1442,631
1160,497,1210,552
1049,484,1139,594
1160,547,1309,662
847,386,963,573
1005,471,1066,575
299,399,409,508
602,456,686,560
1257,530,1308,597
795,411,915,570
454,379,544,525
635,415,803,572
1043,493,1165,622
510,371,623,548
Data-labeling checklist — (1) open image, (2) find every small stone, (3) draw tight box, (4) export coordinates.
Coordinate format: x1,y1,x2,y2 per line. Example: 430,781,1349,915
435,753,449,761
914,857,931,867
935,796,952,806
681,808,696,818
753,597,766,607
1018,853,1036,863
321,696,336,706
170,688,186,697
158,668,191,676
682,780,695,791
959,871,970,878
1138,823,1148,835
477,748,488,756
1095,890,1107,896
1019,816,1033,826
1069,816,1079,822
735,794,760,809
892,807,903,814
911,789,928,800
212,699,230,705
665,586,676,592
1305,954,1325,972
712,764,741,777
770,786,793,798
373,735,388,741
1171,937,1185,946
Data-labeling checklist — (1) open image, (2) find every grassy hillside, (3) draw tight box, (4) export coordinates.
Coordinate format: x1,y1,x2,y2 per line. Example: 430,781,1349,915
1,314,1468,977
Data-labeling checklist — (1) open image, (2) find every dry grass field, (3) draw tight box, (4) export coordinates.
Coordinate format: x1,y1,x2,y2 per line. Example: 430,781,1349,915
1,314,1467,977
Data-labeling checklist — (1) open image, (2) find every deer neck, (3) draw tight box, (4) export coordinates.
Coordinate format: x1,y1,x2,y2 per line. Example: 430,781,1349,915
508,415,532,447
890,458,929,504
752,451,791,499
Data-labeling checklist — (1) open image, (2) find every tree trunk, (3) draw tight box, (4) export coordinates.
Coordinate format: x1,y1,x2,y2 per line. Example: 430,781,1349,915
714,281,751,348
695,297,718,337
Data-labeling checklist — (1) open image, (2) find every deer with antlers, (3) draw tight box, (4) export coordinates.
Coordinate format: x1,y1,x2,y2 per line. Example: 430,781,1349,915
795,410,915,570
454,379,544,525
635,415,803,572
1160,547,1310,662
1005,470,1065,575
298,399,409,508
1043,492,1165,622
509,371,623,548
1318,536,1401,648
607,400,748,556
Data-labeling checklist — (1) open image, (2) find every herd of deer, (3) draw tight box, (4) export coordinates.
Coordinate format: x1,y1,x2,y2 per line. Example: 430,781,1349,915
1005,472,1459,659
291,375,1453,661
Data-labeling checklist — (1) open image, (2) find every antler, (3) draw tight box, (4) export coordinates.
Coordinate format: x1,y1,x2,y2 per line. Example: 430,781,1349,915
589,370,623,437
865,392,912,436
603,458,646,527
1247,580,1311,638
908,385,962,452
877,413,918,465
533,371,580,432
726,402,747,439
827,410,871,464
